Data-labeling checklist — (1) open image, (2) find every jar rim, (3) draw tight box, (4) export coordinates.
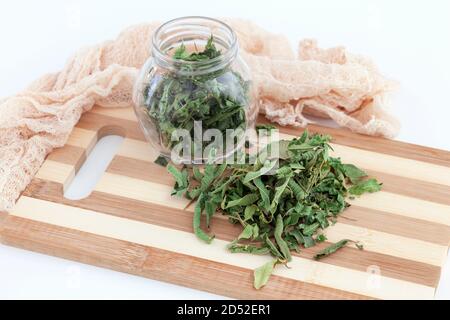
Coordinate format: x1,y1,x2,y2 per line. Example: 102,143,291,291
151,16,238,75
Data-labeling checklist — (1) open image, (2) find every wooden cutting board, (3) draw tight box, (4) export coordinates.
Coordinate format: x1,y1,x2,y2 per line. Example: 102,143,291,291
1,106,449,300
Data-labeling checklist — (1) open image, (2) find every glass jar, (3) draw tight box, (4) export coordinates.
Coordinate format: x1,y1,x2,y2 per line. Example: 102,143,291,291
133,16,257,164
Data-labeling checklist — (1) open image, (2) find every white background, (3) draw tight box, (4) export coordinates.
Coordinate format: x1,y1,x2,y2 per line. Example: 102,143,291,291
0,0,449,299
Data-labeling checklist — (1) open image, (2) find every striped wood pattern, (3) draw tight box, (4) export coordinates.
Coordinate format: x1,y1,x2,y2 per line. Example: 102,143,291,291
1,106,449,300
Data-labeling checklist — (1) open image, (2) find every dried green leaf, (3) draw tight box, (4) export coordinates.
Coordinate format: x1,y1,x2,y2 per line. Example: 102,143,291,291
244,205,257,222
254,259,277,290
253,177,270,209
342,164,367,183
167,164,188,197
172,43,190,60
316,234,327,243
264,235,283,258
238,224,254,240
228,244,270,255
274,215,292,262
193,167,203,181
270,177,291,214
193,193,214,244
243,160,276,184
226,193,259,209
302,222,320,236
349,179,382,195
314,239,349,260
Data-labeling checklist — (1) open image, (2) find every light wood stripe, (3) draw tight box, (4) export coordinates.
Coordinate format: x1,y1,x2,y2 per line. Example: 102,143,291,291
66,127,97,152
58,132,450,214
22,178,444,287
94,173,448,266
96,172,189,210
117,138,159,162
325,223,447,267
35,160,75,191
61,128,157,163
1,216,372,300
9,196,436,299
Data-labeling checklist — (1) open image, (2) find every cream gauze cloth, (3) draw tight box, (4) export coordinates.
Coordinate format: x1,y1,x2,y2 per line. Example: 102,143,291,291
0,19,399,211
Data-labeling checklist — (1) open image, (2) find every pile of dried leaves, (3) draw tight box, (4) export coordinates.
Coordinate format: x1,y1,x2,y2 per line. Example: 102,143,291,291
167,131,381,289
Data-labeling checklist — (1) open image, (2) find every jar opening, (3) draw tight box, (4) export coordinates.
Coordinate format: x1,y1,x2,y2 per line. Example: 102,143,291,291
152,16,238,75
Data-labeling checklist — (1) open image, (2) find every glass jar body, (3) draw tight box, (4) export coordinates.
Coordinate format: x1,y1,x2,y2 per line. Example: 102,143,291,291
133,17,257,163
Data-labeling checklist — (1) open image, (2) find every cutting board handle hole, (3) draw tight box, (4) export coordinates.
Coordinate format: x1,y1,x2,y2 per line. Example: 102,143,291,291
64,133,124,200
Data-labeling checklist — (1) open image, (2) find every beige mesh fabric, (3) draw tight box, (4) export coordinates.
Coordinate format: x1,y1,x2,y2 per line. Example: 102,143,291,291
0,19,399,211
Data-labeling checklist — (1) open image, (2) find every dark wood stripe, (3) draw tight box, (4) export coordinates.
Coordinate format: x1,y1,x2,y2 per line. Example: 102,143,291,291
341,206,450,247
77,112,145,141
82,110,450,168
2,215,148,273
47,145,87,172
104,156,450,246
107,155,450,206
54,111,450,206
108,156,171,186
365,169,450,206
1,215,372,300
50,141,450,210
257,115,450,168
23,178,442,287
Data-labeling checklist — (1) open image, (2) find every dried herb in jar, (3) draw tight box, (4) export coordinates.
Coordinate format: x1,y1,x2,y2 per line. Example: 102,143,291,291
143,36,249,154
